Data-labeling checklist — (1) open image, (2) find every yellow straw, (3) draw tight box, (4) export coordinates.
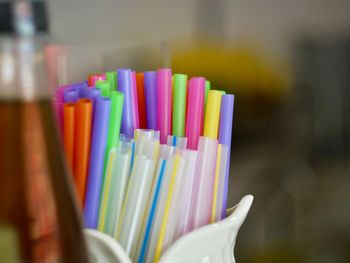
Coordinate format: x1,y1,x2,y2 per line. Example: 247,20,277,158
203,90,222,139
154,155,181,262
211,144,222,223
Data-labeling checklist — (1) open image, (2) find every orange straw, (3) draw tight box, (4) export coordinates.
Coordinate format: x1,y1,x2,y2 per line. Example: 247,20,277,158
63,102,76,175
74,98,93,206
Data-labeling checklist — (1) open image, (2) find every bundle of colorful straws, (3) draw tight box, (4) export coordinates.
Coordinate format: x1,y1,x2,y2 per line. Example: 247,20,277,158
54,68,234,263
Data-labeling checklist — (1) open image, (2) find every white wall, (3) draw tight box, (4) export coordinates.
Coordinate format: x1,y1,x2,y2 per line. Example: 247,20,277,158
48,0,350,56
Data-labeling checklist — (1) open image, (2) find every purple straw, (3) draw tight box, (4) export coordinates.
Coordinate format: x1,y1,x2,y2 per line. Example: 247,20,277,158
218,94,234,219
118,69,134,138
84,97,111,228
144,71,158,130
71,82,88,98
63,87,79,103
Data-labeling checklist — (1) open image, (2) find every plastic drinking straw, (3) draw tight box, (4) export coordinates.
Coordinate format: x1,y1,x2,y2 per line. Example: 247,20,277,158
100,149,131,236
118,69,134,138
211,144,228,223
74,98,93,207
203,90,222,139
83,87,101,102
117,156,156,257
159,144,175,160
131,71,140,129
98,147,131,234
172,74,187,137
136,73,147,129
98,148,116,232
137,160,166,263
56,84,70,102
174,150,198,239
167,135,187,150
71,82,88,98
157,69,172,144
106,71,117,91
63,102,76,173
88,74,106,87
145,156,175,263
144,71,158,130
63,87,79,103
84,97,111,228
155,155,185,261
205,80,211,105
135,135,160,161
219,94,234,219
192,137,218,229
106,91,124,149
95,80,110,97
185,77,205,150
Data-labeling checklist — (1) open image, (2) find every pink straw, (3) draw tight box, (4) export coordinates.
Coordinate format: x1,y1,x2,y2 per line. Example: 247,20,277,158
185,77,205,150
157,68,172,144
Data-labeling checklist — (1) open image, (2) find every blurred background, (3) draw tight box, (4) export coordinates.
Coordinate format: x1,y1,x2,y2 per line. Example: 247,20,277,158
2,0,350,262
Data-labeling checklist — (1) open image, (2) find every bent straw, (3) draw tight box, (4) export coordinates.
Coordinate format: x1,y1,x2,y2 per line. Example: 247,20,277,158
74,98,93,206
84,97,111,228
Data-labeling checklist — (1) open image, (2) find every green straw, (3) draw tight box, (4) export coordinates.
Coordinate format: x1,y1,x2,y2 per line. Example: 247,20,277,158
106,71,117,91
205,80,211,105
96,80,111,97
172,74,187,137
107,91,124,149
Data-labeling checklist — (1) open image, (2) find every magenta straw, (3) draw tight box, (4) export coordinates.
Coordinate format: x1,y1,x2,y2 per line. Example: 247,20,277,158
56,85,70,102
185,77,205,150
144,71,157,130
157,68,172,144
219,95,234,219
131,71,140,129
118,69,134,138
